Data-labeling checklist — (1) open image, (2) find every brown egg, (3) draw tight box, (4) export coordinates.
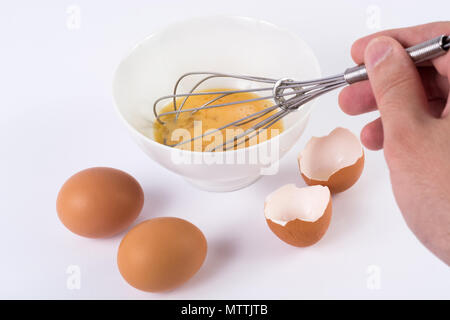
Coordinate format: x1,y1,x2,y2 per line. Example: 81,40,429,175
298,127,364,193
264,184,332,247
57,167,144,238
117,217,207,292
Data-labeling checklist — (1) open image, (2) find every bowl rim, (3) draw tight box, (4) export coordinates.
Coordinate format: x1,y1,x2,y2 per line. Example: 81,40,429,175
112,15,321,156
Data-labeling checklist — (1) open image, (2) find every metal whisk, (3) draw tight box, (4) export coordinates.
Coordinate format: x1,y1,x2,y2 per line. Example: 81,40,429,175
154,35,449,152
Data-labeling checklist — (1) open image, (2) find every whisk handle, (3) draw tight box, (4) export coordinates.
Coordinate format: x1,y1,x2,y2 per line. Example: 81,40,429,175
344,34,449,84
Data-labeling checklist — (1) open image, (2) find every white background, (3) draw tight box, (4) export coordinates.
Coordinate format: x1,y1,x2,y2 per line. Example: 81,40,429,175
1,0,449,299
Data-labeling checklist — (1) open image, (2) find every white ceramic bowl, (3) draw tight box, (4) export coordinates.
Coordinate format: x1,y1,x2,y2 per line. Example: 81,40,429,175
113,16,321,192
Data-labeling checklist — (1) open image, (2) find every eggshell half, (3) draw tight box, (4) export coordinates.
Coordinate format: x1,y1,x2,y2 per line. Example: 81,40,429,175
298,127,364,193
264,184,332,247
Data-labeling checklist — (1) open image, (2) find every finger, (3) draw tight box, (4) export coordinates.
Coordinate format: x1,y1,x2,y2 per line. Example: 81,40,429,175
364,36,431,132
419,66,450,99
428,98,447,118
361,117,383,150
441,98,450,119
418,67,448,117
338,81,376,115
351,21,450,73
443,62,450,119
339,67,449,117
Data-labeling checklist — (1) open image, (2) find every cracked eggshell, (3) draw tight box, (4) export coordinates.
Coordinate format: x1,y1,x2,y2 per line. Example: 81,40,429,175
264,184,332,247
298,127,364,193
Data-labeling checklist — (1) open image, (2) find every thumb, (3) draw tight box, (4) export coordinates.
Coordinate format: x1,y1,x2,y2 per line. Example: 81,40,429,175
364,36,430,135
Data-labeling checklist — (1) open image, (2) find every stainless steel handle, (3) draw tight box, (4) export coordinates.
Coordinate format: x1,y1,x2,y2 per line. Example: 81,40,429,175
344,35,449,84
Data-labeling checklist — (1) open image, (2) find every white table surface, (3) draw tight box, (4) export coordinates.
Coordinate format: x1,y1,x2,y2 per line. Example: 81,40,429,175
1,0,449,299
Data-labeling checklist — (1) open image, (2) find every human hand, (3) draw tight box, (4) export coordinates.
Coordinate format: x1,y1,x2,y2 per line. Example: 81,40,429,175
338,22,450,265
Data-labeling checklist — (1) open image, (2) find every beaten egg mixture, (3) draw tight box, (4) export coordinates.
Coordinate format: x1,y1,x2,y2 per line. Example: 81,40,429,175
153,89,284,151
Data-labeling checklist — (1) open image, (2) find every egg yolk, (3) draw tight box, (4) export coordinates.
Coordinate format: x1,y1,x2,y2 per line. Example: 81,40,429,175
153,89,284,152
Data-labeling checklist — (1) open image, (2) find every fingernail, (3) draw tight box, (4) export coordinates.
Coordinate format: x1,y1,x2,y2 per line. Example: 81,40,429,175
365,38,393,69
